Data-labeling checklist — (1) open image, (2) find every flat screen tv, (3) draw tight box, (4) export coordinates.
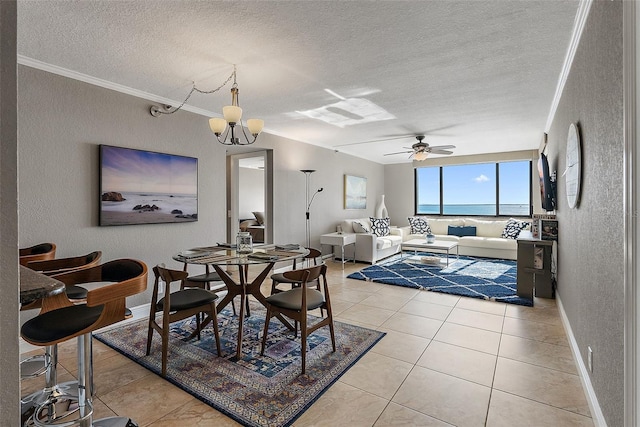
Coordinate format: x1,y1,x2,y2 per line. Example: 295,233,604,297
538,153,555,212
99,145,198,226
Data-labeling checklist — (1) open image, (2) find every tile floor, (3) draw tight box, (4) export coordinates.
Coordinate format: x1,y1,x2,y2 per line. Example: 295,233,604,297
21,260,594,426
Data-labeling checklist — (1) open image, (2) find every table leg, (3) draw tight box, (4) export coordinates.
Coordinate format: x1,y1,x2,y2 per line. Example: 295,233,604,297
213,262,284,359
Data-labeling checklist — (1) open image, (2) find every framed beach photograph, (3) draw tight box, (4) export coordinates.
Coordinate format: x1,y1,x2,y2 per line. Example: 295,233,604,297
344,174,367,209
99,145,198,226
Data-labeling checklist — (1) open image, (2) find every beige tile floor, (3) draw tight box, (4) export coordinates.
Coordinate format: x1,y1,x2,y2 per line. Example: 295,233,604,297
21,260,594,426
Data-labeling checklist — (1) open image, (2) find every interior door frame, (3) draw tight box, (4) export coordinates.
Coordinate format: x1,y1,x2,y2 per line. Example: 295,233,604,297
227,150,273,244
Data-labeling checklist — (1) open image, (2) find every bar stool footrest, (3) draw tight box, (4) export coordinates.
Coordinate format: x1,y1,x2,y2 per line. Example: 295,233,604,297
20,353,50,379
21,381,79,426
29,392,89,427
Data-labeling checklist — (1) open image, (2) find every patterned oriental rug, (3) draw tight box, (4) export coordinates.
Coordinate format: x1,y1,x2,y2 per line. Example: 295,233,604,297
348,253,533,307
94,301,384,427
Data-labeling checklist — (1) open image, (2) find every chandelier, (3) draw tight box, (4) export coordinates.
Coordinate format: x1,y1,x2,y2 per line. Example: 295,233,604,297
150,65,264,145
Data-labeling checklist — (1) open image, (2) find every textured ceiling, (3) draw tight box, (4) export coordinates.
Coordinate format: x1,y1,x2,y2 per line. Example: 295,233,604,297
17,1,579,164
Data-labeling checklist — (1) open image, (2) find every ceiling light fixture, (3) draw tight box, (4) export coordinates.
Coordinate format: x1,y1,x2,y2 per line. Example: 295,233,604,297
150,65,264,145
413,151,428,161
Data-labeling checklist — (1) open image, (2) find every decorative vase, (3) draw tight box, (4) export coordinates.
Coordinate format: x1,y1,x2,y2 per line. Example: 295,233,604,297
426,233,436,244
375,195,388,218
236,231,253,254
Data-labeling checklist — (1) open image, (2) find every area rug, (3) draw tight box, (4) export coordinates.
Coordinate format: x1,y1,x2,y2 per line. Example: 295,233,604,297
94,301,384,427
348,252,533,306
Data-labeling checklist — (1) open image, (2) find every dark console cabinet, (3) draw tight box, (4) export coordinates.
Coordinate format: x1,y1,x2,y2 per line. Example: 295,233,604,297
516,238,554,300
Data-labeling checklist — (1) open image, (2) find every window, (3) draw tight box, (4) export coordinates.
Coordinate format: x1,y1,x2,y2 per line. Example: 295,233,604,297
416,160,531,216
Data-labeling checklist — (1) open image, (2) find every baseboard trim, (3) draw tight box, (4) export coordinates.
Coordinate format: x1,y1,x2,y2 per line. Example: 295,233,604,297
556,294,608,426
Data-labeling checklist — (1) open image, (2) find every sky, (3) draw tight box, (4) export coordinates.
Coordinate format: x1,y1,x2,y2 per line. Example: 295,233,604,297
101,145,198,195
417,160,530,205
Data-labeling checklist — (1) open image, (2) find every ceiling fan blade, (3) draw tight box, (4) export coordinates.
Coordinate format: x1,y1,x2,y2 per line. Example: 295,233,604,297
429,149,454,155
384,150,413,156
429,145,456,150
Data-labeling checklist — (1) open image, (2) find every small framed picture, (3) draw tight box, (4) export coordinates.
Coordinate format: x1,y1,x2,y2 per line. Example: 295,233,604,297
344,174,367,209
540,220,558,241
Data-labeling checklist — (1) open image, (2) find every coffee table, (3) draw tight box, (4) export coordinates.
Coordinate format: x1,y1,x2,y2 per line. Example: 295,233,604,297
401,239,459,266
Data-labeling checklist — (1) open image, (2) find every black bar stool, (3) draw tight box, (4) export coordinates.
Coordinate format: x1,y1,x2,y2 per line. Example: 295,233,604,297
21,259,147,427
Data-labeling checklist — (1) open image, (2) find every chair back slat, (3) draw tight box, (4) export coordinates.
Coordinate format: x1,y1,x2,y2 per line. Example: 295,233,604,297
282,264,323,283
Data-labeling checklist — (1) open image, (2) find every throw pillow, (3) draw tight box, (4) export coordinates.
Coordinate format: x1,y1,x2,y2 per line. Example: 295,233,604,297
353,220,370,234
408,216,431,235
252,211,265,225
502,218,530,239
447,225,477,237
369,217,391,237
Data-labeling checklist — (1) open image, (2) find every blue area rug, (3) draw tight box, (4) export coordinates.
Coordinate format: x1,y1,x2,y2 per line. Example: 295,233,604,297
94,301,384,427
348,252,533,306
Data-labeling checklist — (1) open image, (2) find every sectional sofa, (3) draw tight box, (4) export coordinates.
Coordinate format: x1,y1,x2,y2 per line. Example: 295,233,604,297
398,217,530,260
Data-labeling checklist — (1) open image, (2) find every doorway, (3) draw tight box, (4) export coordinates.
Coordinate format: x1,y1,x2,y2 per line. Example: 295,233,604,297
227,150,273,244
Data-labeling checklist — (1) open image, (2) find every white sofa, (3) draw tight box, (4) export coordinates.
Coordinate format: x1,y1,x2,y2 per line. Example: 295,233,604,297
398,217,529,260
336,218,403,264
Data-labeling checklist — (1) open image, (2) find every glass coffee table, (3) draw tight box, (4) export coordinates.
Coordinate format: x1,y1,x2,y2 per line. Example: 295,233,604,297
401,239,459,266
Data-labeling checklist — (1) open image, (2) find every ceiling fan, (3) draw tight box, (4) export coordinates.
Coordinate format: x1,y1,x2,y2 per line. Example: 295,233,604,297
384,135,455,161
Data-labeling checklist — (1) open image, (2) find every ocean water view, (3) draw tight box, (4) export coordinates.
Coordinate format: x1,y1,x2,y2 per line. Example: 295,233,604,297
101,191,197,215
418,204,530,216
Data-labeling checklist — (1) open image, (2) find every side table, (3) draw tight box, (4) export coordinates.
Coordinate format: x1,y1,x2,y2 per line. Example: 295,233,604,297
320,232,356,269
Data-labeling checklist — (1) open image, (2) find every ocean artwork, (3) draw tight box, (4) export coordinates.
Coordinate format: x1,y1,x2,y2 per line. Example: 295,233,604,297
344,174,367,210
99,145,198,226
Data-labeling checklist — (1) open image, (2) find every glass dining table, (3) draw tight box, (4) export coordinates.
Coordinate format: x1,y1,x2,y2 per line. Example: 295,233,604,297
173,244,309,359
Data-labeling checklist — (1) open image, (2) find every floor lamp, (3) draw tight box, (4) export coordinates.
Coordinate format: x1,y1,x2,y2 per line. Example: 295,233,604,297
301,170,323,249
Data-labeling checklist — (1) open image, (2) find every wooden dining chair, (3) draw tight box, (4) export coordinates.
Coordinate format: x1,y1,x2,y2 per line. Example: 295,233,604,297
260,263,335,374
19,243,56,266
147,265,222,377
180,262,237,315
270,247,322,295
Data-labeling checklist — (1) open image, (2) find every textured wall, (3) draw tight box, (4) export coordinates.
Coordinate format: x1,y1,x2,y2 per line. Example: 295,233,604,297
17,66,385,310
546,2,624,426
0,1,19,424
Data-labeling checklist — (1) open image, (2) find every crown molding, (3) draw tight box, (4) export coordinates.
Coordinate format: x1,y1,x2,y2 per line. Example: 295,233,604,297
544,0,594,132
17,55,218,118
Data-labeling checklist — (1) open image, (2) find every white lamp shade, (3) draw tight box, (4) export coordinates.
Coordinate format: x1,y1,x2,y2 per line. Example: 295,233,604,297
223,105,242,123
209,117,227,134
246,119,264,135
413,152,428,161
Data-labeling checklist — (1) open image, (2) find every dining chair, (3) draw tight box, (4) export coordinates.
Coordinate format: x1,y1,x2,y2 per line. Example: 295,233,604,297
270,247,322,295
260,263,335,374
147,265,222,377
19,243,56,267
180,262,237,315
20,259,148,427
